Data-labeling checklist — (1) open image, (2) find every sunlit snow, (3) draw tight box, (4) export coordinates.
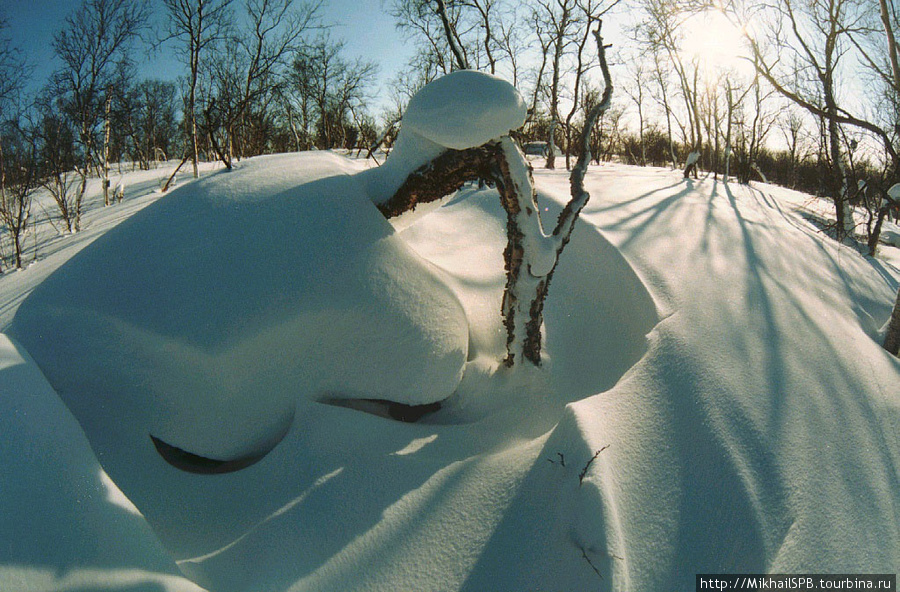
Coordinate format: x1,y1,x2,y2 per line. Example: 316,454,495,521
0,73,898,592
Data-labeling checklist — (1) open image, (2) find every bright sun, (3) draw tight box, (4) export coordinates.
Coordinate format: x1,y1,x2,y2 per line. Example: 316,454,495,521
680,10,752,80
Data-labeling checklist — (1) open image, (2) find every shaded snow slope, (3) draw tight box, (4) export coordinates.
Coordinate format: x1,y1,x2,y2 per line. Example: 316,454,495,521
0,335,204,592
1,156,898,592
0,161,224,331
533,167,900,587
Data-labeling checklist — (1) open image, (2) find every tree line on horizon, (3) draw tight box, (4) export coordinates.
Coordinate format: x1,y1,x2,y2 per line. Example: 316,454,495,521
0,0,898,278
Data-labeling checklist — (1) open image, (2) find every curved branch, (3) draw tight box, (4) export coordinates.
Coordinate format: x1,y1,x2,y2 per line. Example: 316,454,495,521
556,24,612,239
435,0,469,70
747,36,900,169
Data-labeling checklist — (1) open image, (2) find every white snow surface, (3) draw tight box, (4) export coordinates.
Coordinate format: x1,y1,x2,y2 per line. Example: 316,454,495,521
0,334,205,592
401,70,526,151
1,154,898,592
9,152,468,460
888,182,900,201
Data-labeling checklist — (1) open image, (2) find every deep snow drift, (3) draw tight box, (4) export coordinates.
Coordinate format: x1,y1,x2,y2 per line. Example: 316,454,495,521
1,154,898,590
10,152,469,461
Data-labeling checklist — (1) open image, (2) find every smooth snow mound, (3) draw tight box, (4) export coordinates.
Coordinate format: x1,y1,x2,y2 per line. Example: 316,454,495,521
0,334,205,592
9,152,468,461
4,154,898,592
402,70,527,151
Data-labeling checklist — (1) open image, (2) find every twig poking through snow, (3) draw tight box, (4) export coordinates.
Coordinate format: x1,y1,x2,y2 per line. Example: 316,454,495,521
547,452,567,466
581,548,603,579
579,444,609,485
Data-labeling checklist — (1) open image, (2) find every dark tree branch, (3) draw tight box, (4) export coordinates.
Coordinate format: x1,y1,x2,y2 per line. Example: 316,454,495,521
435,0,469,70
378,25,613,367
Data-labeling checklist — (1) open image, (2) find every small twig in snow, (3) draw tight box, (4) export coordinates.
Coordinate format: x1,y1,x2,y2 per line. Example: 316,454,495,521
579,444,609,485
547,452,567,467
581,548,603,579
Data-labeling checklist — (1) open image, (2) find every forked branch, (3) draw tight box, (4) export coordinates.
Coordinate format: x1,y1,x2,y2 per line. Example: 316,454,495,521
381,23,613,366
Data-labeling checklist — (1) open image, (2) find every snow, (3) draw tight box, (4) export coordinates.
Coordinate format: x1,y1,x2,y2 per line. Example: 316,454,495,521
888,182,900,201
401,70,527,151
0,334,204,592
882,221,900,248
360,70,526,206
1,156,899,589
9,152,469,461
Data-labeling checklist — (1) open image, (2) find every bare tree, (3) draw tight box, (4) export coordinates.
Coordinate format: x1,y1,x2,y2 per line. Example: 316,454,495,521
646,43,679,169
737,0,876,239
533,0,582,169
624,60,649,167
777,108,809,188
0,15,30,214
0,120,37,269
33,106,81,233
379,25,613,366
638,0,704,174
435,0,469,70
51,0,148,222
291,35,378,150
562,0,618,170
162,0,234,178
122,79,180,169
203,0,320,168
495,6,526,86
390,0,462,74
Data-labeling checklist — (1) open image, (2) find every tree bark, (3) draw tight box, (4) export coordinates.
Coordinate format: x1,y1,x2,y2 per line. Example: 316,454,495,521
884,287,900,356
379,24,613,366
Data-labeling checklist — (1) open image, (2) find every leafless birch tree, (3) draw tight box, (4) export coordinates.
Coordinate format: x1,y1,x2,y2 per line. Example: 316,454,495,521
162,0,234,178
379,24,613,366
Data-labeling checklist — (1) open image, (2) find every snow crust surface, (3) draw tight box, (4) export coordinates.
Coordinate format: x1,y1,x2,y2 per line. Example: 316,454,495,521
1,152,898,592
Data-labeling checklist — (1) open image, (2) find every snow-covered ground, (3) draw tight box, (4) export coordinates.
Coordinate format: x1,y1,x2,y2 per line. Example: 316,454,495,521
1,150,898,592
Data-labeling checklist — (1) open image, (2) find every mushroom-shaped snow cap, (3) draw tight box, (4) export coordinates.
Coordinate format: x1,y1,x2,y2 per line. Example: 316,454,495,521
402,70,527,150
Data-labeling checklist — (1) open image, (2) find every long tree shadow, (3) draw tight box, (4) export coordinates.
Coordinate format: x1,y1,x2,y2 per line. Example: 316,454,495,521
720,183,900,552
588,178,701,253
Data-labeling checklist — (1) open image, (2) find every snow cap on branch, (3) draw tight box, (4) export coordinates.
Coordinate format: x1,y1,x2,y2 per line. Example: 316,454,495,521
361,70,527,206
402,70,527,150
888,183,900,201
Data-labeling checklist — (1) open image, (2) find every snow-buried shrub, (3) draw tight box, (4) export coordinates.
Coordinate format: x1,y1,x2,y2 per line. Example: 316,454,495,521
402,69,527,150
10,152,469,461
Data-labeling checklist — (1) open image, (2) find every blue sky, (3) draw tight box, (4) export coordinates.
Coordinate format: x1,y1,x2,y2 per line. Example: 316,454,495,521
1,0,413,111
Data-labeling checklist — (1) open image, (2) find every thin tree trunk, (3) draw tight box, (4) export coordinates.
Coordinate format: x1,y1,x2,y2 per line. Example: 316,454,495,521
725,84,733,181
880,0,900,90
189,40,200,178
884,287,900,355
378,24,613,366
435,0,468,71
102,93,112,206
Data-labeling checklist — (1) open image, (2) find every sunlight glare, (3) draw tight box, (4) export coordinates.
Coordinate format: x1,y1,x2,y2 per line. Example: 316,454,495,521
680,10,752,80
